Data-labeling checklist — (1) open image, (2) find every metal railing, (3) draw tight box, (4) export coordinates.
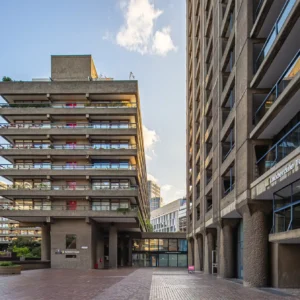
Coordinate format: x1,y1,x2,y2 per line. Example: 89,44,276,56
0,123,137,129
255,0,297,70
254,50,300,124
0,102,137,108
0,144,137,150
254,0,264,20
0,164,137,170
256,121,300,176
0,185,138,191
0,204,138,212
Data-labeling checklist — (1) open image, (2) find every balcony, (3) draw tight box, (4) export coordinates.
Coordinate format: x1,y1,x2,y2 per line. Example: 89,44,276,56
256,121,300,177
252,0,299,88
0,102,136,109
252,51,300,139
0,123,136,129
0,185,138,198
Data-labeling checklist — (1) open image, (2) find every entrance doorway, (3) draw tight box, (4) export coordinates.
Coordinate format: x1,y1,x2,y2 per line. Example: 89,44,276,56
150,254,158,267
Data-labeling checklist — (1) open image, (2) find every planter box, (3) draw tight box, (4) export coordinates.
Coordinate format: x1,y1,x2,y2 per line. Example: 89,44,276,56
0,265,21,275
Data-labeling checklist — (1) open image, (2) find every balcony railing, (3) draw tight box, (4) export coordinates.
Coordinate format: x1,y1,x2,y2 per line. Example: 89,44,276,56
0,204,139,212
0,164,137,170
0,123,137,129
254,0,264,20
0,144,137,150
0,102,137,108
0,185,138,191
255,0,296,70
256,121,300,176
254,50,300,124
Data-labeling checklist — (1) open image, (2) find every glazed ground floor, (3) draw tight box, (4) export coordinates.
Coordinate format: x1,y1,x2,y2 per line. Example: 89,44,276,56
188,204,300,288
38,219,187,270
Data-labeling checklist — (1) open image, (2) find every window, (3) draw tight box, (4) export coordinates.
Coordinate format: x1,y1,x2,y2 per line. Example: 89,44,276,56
159,239,168,251
169,239,177,251
178,240,188,252
159,254,168,267
196,204,200,220
169,254,177,267
178,254,187,267
66,234,76,249
149,239,158,251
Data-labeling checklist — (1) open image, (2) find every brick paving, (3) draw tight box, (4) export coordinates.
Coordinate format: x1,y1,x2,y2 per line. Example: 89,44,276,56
0,268,299,300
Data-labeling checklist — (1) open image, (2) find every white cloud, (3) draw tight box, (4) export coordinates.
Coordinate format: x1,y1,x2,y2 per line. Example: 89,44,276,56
145,154,152,161
143,125,159,150
175,189,185,197
102,31,113,41
152,27,177,56
116,0,176,56
161,184,173,192
147,173,158,183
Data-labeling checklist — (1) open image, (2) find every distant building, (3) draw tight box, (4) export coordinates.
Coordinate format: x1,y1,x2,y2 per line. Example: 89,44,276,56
150,197,163,212
147,180,161,211
151,198,186,233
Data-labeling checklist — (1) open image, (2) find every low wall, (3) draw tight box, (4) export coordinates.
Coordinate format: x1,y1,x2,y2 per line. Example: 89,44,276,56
11,261,50,270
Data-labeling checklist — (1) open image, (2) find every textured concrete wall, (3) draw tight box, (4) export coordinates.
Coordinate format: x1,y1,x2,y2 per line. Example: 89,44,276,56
197,234,204,271
96,231,105,269
194,236,200,271
278,244,300,288
188,238,194,266
51,219,93,270
204,231,214,274
243,207,269,287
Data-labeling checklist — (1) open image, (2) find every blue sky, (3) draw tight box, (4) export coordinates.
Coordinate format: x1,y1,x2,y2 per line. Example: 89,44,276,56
0,0,186,203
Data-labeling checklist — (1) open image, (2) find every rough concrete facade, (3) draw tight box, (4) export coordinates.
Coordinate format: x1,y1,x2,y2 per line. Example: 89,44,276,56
187,0,300,288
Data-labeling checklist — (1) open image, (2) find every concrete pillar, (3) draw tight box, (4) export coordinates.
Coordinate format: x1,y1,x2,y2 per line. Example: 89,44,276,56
219,221,235,278
188,238,194,266
96,233,104,269
204,230,214,274
128,238,132,266
119,239,124,267
194,235,200,271
109,225,118,269
197,234,204,271
243,205,269,287
41,224,51,261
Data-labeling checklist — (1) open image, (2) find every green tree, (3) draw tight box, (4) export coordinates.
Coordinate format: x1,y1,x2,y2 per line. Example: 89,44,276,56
12,246,30,257
9,237,41,258
145,219,153,232
2,76,12,82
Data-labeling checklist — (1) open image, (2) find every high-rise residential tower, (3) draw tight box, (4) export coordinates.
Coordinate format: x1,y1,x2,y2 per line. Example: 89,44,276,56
0,55,149,269
187,0,300,288
147,180,162,211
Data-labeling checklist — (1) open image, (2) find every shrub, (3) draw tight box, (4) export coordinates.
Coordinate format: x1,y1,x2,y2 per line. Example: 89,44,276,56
2,76,12,82
0,261,14,267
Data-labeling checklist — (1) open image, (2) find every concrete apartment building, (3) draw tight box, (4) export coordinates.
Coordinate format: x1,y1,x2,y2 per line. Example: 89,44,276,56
151,198,187,233
147,180,162,211
187,0,300,288
0,55,149,269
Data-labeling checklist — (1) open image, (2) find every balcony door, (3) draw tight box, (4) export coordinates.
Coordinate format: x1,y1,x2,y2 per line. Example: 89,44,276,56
67,201,77,210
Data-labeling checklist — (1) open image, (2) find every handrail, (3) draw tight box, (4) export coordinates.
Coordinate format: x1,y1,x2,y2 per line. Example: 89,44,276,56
254,0,264,20
0,144,137,150
0,164,137,170
255,0,296,70
0,185,138,191
0,102,137,108
256,121,300,165
0,123,137,129
0,204,139,211
254,50,300,124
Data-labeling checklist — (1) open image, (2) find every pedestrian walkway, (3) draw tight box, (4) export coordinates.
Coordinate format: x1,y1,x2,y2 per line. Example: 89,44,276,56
0,268,298,300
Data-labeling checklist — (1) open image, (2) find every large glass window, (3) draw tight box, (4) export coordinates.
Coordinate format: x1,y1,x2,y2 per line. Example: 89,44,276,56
178,254,187,267
159,254,168,267
132,239,143,251
168,239,177,251
149,239,158,251
169,254,177,267
178,239,188,252
66,234,76,249
142,239,149,251
158,239,168,251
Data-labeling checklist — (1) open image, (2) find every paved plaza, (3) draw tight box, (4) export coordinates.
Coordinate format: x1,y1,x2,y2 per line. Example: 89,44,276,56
0,268,299,300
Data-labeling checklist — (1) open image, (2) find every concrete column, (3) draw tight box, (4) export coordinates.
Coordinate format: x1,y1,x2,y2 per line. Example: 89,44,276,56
219,221,234,278
243,205,269,287
119,239,124,267
197,234,204,271
204,231,214,274
109,225,118,269
41,224,51,261
194,236,200,271
188,238,194,266
96,233,104,269
128,238,132,266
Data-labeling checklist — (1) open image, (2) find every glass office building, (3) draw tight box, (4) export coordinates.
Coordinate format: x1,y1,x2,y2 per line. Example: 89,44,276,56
132,238,188,267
